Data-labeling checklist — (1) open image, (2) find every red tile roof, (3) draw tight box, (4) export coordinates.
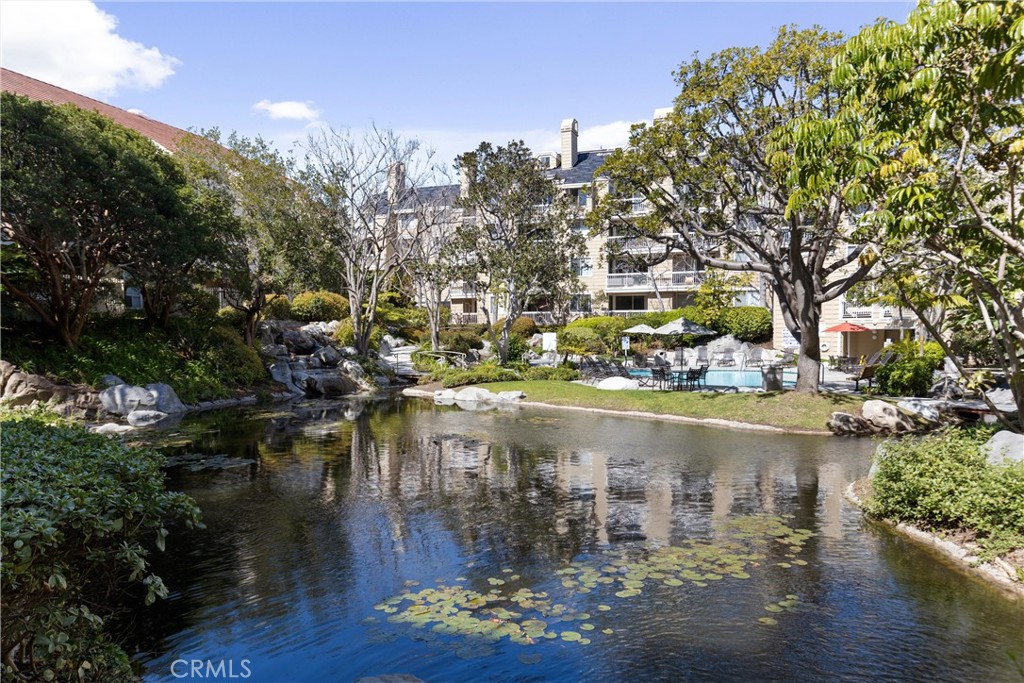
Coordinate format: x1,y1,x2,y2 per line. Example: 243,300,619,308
1,68,190,151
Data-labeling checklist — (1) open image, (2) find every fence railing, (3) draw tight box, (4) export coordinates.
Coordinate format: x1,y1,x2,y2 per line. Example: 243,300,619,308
606,270,706,290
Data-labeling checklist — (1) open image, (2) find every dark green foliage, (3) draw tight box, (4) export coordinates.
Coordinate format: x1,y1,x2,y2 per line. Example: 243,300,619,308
522,366,581,381
291,290,350,323
0,416,202,681
868,427,1024,559
440,363,522,387
262,294,293,321
557,329,608,356
439,330,484,356
505,334,530,363
3,317,266,403
875,339,944,397
174,287,220,320
216,305,247,330
491,316,539,339
716,307,772,341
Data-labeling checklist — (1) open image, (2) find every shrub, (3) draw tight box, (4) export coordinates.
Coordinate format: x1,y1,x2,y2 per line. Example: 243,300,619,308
557,328,607,356
291,290,349,323
216,305,246,330
868,427,1024,559
566,316,630,348
1,417,202,681
504,334,530,363
523,366,581,381
263,294,292,321
440,363,522,387
875,339,944,397
492,316,539,339
717,306,772,341
174,286,219,319
439,330,484,356
334,318,384,351
200,326,267,386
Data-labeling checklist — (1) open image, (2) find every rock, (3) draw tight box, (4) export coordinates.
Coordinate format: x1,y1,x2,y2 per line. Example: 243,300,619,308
99,384,153,416
144,384,187,414
342,360,366,380
325,320,341,334
314,345,343,367
453,387,498,402
379,339,392,356
260,343,290,359
862,399,916,434
982,431,1024,466
374,375,391,387
455,399,497,412
91,422,135,435
269,362,303,395
595,377,639,391
985,388,1017,409
100,374,125,388
433,389,456,401
311,372,360,397
2,372,56,406
0,360,17,394
126,409,169,427
497,390,526,401
306,356,323,370
339,346,359,358
827,411,874,436
707,335,742,354
282,329,317,354
897,399,942,424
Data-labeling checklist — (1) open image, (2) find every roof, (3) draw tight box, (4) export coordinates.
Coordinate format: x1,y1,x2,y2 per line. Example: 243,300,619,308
548,149,614,185
1,68,190,151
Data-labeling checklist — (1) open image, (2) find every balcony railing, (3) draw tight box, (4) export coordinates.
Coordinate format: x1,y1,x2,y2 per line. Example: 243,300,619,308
606,270,707,291
450,312,479,325
630,198,653,215
521,311,557,325
607,310,647,318
449,282,478,298
842,302,914,325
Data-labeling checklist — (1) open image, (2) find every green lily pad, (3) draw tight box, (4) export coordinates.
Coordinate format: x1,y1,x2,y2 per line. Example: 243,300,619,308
758,617,778,626
663,578,684,586
597,605,612,611
488,577,505,586
561,631,581,642
580,623,595,631
579,638,592,645
602,628,614,635
765,604,784,613
518,654,543,665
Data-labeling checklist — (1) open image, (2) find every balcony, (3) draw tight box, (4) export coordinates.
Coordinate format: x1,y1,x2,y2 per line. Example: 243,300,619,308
607,310,648,318
841,302,915,327
629,198,653,215
521,311,557,325
606,270,706,291
449,282,478,298
450,312,479,325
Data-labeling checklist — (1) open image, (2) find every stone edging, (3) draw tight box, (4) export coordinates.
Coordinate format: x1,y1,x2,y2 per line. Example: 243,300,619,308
844,481,1023,600
401,386,829,435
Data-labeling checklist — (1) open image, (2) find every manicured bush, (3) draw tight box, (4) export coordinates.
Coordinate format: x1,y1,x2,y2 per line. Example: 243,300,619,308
717,306,772,341
291,290,349,323
1,416,202,682
200,325,267,386
216,305,246,330
868,427,1024,559
504,334,530,363
876,339,944,397
566,316,630,348
439,330,484,356
523,366,581,381
557,328,607,356
333,318,384,351
440,363,522,387
492,316,539,339
262,294,292,321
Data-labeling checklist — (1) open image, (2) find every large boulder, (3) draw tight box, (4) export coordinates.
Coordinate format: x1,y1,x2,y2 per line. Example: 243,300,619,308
282,329,317,354
827,411,874,436
0,360,17,394
453,386,498,402
433,389,457,402
268,362,303,395
259,343,290,359
311,372,360,397
982,431,1024,466
144,384,187,413
99,384,154,416
314,345,343,367
100,374,125,388
896,399,942,425
862,400,916,434
707,335,742,354
342,360,366,380
595,377,639,391
497,390,526,402
3,371,57,407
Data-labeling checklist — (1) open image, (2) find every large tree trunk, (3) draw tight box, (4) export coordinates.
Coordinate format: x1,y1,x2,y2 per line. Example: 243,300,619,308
795,324,822,393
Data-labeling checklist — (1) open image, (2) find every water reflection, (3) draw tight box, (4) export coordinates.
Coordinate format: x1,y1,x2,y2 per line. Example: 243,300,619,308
132,398,1024,683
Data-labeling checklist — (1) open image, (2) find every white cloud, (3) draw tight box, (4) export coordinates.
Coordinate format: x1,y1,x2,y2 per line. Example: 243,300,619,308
578,120,638,151
252,99,322,122
0,1,180,97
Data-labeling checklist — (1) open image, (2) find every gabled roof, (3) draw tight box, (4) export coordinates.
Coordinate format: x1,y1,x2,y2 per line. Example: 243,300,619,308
1,68,190,151
548,149,614,185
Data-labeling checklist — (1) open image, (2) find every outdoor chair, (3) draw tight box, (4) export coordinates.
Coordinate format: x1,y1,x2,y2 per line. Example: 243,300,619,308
651,366,671,390
696,346,710,365
847,364,878,391
716,350,736,367
697,364,710,389
633,353,650,368
636,368,655,388
678,368,702,391
746,348,764,367
611,360,633,378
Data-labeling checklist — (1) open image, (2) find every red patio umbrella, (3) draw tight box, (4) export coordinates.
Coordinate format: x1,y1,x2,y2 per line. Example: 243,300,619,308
824,322,871,357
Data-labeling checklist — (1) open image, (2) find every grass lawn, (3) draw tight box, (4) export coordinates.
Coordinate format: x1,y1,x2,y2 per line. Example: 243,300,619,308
471,381,864,432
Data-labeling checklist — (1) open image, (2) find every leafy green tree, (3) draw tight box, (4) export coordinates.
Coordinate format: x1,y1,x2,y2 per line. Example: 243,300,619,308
454,141,587,363
592,27,876,393
182,131,310,346
834,0,1024,423
0,94,192,348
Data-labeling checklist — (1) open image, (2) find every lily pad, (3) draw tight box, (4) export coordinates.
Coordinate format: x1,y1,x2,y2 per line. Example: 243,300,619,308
580,623,595,631
758,617,778,626
561,631,581,642
518,654,543,665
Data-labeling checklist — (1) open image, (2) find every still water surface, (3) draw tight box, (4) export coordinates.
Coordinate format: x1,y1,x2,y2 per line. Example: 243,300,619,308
132,398,1023,682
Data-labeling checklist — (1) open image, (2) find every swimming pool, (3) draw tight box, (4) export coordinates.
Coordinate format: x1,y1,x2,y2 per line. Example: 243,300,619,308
629,367,798,388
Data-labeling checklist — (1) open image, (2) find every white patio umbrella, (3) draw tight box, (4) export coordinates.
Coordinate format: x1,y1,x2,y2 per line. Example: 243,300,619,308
652,317,716,336
623,323,657,334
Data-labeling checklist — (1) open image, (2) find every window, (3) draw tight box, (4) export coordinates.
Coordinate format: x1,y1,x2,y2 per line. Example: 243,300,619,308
611,295,646,311
461,299,477,313
571,257,593,277
570,294,592,312
124,287,143,310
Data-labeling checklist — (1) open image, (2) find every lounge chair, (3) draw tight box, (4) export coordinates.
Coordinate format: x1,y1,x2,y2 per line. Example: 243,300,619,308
746,348,764,367
716,350,736,367
650,366,672,390
696,346,709,366
610,360,633,378
847,364,878,391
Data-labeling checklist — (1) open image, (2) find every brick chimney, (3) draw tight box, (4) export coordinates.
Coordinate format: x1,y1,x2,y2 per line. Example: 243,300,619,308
387,162,406,205
560,118,578,169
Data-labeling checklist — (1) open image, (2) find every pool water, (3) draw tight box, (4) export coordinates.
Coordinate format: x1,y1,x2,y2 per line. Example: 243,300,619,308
128,399,1024,682
629,367,798,388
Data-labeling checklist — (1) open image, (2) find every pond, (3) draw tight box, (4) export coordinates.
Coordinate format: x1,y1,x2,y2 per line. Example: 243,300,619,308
130,397,1024,682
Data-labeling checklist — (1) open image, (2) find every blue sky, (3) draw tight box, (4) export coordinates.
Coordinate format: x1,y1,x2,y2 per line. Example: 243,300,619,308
2,1,914,165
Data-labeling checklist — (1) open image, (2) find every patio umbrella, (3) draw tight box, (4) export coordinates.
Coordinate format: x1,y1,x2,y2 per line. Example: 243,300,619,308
623,323,657,334
824,322,871,358
652,316,716,336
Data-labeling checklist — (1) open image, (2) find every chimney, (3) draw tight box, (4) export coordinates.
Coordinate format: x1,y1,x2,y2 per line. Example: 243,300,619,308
560,118,578,169
387,162,406,205
459,161,472,199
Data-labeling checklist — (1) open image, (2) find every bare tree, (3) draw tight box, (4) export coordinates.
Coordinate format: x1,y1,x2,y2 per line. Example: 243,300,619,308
301,126,436,356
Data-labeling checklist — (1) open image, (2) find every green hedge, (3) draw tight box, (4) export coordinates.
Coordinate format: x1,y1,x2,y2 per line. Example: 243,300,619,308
440,363,522,387
439,330,484,355
491,316,539,339
262,294,293,320
291,290,349,323
1,416,202,681
716,306,772,341
868,427,1024,559
876,339,945,397
523,366,581,381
